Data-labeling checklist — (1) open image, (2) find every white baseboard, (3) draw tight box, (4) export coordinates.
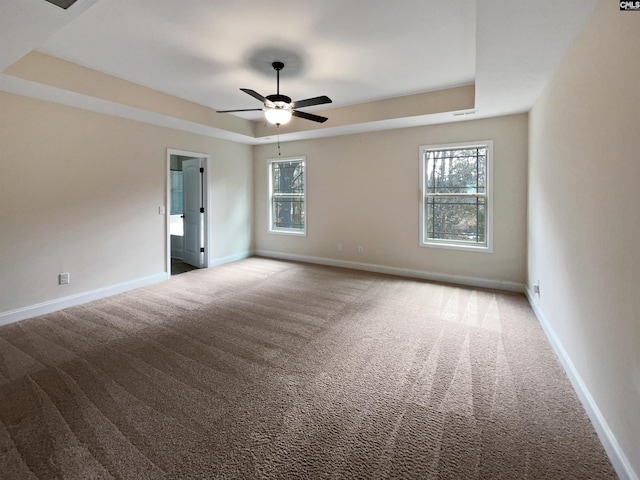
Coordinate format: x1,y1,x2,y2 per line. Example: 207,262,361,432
0,251,255,327
0,272,168,327
525,288,638,480
208,250,253,267
255,250,524,293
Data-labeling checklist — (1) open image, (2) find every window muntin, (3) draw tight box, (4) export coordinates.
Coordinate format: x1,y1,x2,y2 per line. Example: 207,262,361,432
420,141,492,251
269,157,306,235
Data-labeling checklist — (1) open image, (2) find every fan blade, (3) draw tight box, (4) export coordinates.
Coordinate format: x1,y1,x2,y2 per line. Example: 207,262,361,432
292,110,328,123
240,88,266,103
292,95,332,109
217,108,263,113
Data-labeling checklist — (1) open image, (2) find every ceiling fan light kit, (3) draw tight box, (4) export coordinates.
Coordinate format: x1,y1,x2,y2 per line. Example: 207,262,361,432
264,106,292,125
218,61,332,125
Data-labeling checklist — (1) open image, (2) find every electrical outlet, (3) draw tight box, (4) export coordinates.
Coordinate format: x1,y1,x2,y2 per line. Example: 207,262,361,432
338,243,343,252
59,272,70,285
357,246,364,254
533,281,540,295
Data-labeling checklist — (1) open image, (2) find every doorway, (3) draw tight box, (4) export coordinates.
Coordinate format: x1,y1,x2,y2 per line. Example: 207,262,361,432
167,149,209,276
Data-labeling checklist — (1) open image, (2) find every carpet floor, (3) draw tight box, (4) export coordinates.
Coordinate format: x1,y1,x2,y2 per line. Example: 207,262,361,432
0,257,616,479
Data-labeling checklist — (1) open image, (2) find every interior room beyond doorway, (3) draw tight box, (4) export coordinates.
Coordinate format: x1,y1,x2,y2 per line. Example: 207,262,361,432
168,150,208,275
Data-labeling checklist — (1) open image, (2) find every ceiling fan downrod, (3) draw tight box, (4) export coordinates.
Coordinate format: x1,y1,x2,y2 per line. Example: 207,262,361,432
267,62,290,105
272,61,284,95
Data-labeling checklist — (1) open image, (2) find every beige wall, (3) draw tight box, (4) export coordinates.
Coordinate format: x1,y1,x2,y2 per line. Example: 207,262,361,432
528,0,640,476
254,113,528,288
0,91,253,315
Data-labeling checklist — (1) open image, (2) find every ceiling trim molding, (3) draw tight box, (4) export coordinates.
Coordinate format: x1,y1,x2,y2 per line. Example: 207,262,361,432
0,74,260,144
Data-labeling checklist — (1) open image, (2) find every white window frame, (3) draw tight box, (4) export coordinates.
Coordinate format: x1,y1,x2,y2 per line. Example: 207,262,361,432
268,156,307,236
419,140,493,253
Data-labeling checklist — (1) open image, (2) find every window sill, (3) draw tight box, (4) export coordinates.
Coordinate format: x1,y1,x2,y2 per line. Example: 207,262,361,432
269,229,307,237
420,241,493,253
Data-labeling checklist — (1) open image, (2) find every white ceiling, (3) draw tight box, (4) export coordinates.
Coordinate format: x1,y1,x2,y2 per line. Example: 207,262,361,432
0,0,597,140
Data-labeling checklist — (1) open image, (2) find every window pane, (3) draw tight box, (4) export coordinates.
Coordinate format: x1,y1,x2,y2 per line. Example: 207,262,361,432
426,196,486,243
426,148,485,195
170,170,183,215
273,161,304,194
273,197,305,230
477,150,486,193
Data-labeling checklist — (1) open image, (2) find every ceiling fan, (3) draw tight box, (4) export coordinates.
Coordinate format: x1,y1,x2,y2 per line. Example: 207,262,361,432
217,61,332,125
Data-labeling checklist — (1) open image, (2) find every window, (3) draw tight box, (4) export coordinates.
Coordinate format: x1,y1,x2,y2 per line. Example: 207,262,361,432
420,141,493,251
269,157,306,235
170,170,183,215
169,170,184,236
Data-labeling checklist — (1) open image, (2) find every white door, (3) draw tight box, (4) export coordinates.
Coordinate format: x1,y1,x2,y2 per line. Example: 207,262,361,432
182,158,203,268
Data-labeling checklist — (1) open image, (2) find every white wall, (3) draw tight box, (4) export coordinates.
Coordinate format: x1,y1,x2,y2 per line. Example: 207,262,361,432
0,91,253,320
528,1,640,477
254,114,528,289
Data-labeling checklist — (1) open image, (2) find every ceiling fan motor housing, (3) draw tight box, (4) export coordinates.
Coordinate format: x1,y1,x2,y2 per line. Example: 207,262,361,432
266,94,292,105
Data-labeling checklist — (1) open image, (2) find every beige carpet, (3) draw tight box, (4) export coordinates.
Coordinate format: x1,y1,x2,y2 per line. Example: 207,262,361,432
0,257,616,479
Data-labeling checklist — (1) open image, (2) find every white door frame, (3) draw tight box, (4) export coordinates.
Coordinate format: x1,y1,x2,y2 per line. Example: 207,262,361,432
166,148,210,275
